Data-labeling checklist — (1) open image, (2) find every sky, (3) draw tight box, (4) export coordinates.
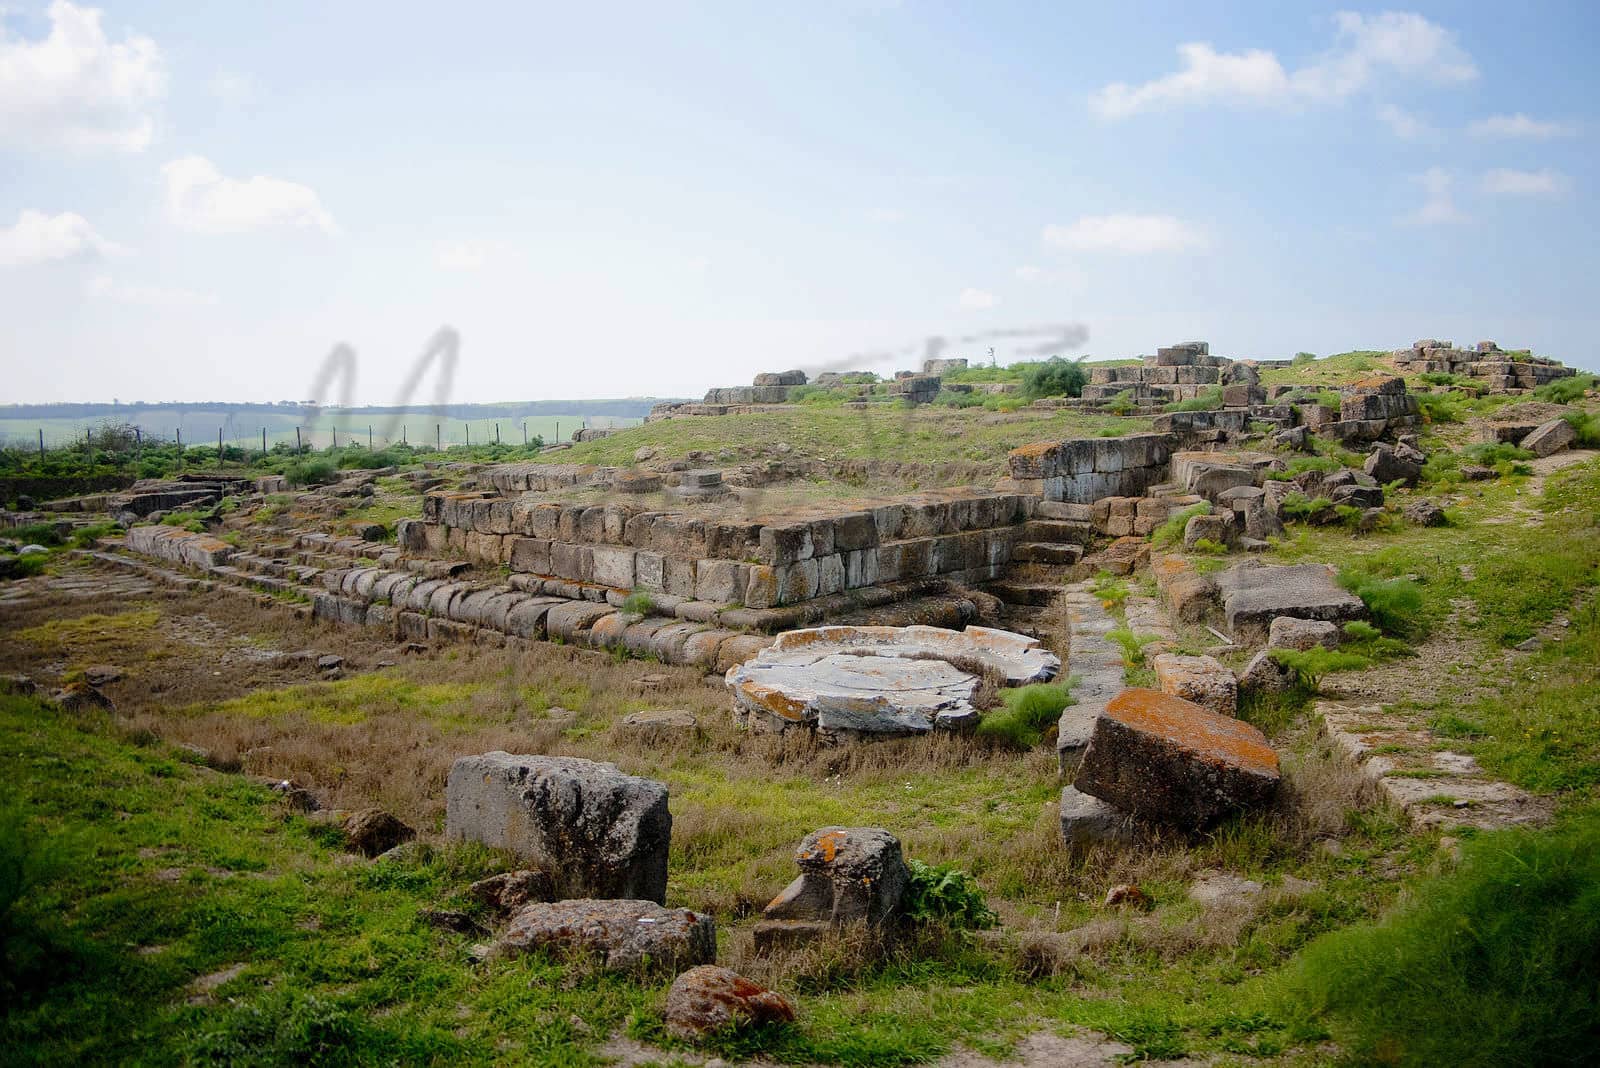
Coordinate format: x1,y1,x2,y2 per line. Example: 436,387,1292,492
1,0,1596,405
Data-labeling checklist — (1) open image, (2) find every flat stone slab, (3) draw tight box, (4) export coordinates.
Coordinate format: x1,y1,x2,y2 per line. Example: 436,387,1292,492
1074,689,1280,826
1215,561,1365,644
1153,653,1238,717
496,899,715,972
728,624,1058,737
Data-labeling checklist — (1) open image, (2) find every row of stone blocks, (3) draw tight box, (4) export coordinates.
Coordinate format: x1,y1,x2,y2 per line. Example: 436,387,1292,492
125,524,236,570
482,463,620,494
1088,364,1222,386
407,517,1018,608
424,489,1029,560
1005,433,1175,504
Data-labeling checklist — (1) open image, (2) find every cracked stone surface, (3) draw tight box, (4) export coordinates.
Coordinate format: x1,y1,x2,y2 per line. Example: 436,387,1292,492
727,624,1057,738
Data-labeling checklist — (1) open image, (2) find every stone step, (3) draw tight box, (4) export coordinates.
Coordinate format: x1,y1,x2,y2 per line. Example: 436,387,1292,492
1013,542,1084,565
1022,519,1095,545
1035,501,1094,523
985,581,1062,607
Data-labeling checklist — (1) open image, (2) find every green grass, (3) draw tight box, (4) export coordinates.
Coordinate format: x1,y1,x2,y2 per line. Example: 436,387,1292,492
526,407,1151,473
1277,808,1600,1067
974,682,1074,748
1532,373,1599,404
1258,351,1390,389
1150,502,1211,548
1163,386,1223,413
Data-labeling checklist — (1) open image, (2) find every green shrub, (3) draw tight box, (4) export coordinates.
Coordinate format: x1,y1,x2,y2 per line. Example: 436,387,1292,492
1564,411,1600,449
1338,571,1425,637
976,682,1074,749
1418,371,1463,386
1268,647,1370,692
1105,389,1136,416
1163,386,1223,413
901,860,997,929
1532,373,1598,404
620,591,657,616
1105,628,1158,666
1279,812,1600,1067
1416,392,1465,424
1190,537,1227,554
1280,493,1333,522
1292,351,1317,364
2,553,48,580
1019,356,1089,400
6,523,63,548
1341,620,1413,660
1150,502,1211,548
1264,455,1342,481
1089,572,1129,610
285,457,337,486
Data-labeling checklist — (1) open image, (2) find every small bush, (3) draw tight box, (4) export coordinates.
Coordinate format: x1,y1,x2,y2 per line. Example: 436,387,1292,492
1532,373,1598,404
1264,455,1342,481
1338,571,1426,638
1279,812,1600,1066
1106,388,1136,416
1564,411,1600,449
1280,493,1333,522
1190,537,1227,554
976,682,1074,749
1020,357,1089,400
1150,502,1212,548
1089,572,1128,610
1292,351,1317,364
1268,647,1370,692
1105,628,1158,666
901,860,997,930
6,523,63,548
1416,392,1465,424
285,457,337,487
620,591,657,616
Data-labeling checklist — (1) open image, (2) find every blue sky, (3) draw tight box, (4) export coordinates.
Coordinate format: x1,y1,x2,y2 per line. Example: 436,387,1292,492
2,1,1595,403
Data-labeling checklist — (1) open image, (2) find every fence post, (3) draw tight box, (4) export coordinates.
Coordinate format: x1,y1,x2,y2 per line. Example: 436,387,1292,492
38,428,44,460
465,424,470,446
368,425,373,450
218,427,223,462
522,422,527,445
332,427,338,449
495,422,500,445
436,423,441,451
176,428,182,469
262,428,267,456
295,426,302,455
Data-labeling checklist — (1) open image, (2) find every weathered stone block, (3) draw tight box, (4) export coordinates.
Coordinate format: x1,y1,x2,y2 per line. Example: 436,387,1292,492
497,899,713,972
509,537,551,574
755,827,908,952
1152,653,1238,717
447,753,671,902
695,559,746,603
591,546,637,589
1074,690,1280,825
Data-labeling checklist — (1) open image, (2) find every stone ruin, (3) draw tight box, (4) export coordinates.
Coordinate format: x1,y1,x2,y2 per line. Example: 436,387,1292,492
649,369,809,419
1080,341,1233,407
726,624,1059,740
1391,339,1575,391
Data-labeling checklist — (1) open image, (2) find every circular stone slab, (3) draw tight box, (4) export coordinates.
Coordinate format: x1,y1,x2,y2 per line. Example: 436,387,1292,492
725,624,1060,738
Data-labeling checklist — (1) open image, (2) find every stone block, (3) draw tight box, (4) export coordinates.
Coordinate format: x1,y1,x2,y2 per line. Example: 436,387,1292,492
550,542,593,582
1522,418,1575,457
758,827,908,939
591,546,637,589
1268,616,1340,650
1152,653,1238,717
695,559,746,603
497,899,713,972
1059,785,1135,849
509,537,551,574
1073,689,1280,826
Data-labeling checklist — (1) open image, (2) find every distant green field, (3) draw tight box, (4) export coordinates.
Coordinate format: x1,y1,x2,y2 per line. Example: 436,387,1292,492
0,412,639,452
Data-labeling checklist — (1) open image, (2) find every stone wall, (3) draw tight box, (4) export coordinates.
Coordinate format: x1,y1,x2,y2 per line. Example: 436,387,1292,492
1391,339,1574,391
415,487,1032,611
1079,342,1229,406
1006,433,1175,504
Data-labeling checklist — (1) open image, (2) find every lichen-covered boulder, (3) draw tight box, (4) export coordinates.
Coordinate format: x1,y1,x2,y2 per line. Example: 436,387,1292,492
664,966,796,1040
445,753,671,903
1073,689,1280,826
495,899,714,972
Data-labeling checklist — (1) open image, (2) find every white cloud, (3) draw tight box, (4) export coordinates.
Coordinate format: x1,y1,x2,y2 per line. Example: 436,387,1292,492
87,273,215,307
162,156,338,235
0,209,127,267
1042,214,1208,254
867,207,905,224
437,241,488,272
209,70,254,106
0,1,164,152
1405,167,1467,225
684,255,711,274
1014,265,1044,282
1091,11,1476,119
1481,168,1571,196
1377,103,1431,139
1468,113,1578,139
958,287,998,310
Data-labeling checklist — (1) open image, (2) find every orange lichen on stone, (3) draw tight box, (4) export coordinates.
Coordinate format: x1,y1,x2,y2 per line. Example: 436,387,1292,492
802,830,846,864
1349,374,1404,391
1009,441,1058,459
1104,689,1278,776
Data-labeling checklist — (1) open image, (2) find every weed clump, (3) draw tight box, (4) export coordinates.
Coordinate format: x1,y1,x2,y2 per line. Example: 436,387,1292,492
901,860,997,930
1150,502,1211,548
1337,571,1425,637
975,682,1073,749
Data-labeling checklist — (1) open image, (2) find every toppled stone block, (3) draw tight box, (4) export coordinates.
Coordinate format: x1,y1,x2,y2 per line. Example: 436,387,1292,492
1238,649,1297,695
1522,418,1575,458
1183,512,1233,549
665,966,797,1040
1073,689,1280,826
617,709,699,743
1403,499,1448,527
445,752,671,903
1364,443,1423,486
468,870,555,917
1216,561,1365,644
1152,654,1238,717
754,827,909,951
753,369,807,387
497,899,715,972
309,808,415,857
1268,616,1340,651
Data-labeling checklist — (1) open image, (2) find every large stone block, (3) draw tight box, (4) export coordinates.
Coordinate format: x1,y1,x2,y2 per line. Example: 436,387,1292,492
753,827,909,951
1217,561,1365,643
591,546,637,589
497,899,713,972
1522,418,1575,458
446,752,671,902
1152,653,1238,717
1073,690,1280,825
509,537,551,574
